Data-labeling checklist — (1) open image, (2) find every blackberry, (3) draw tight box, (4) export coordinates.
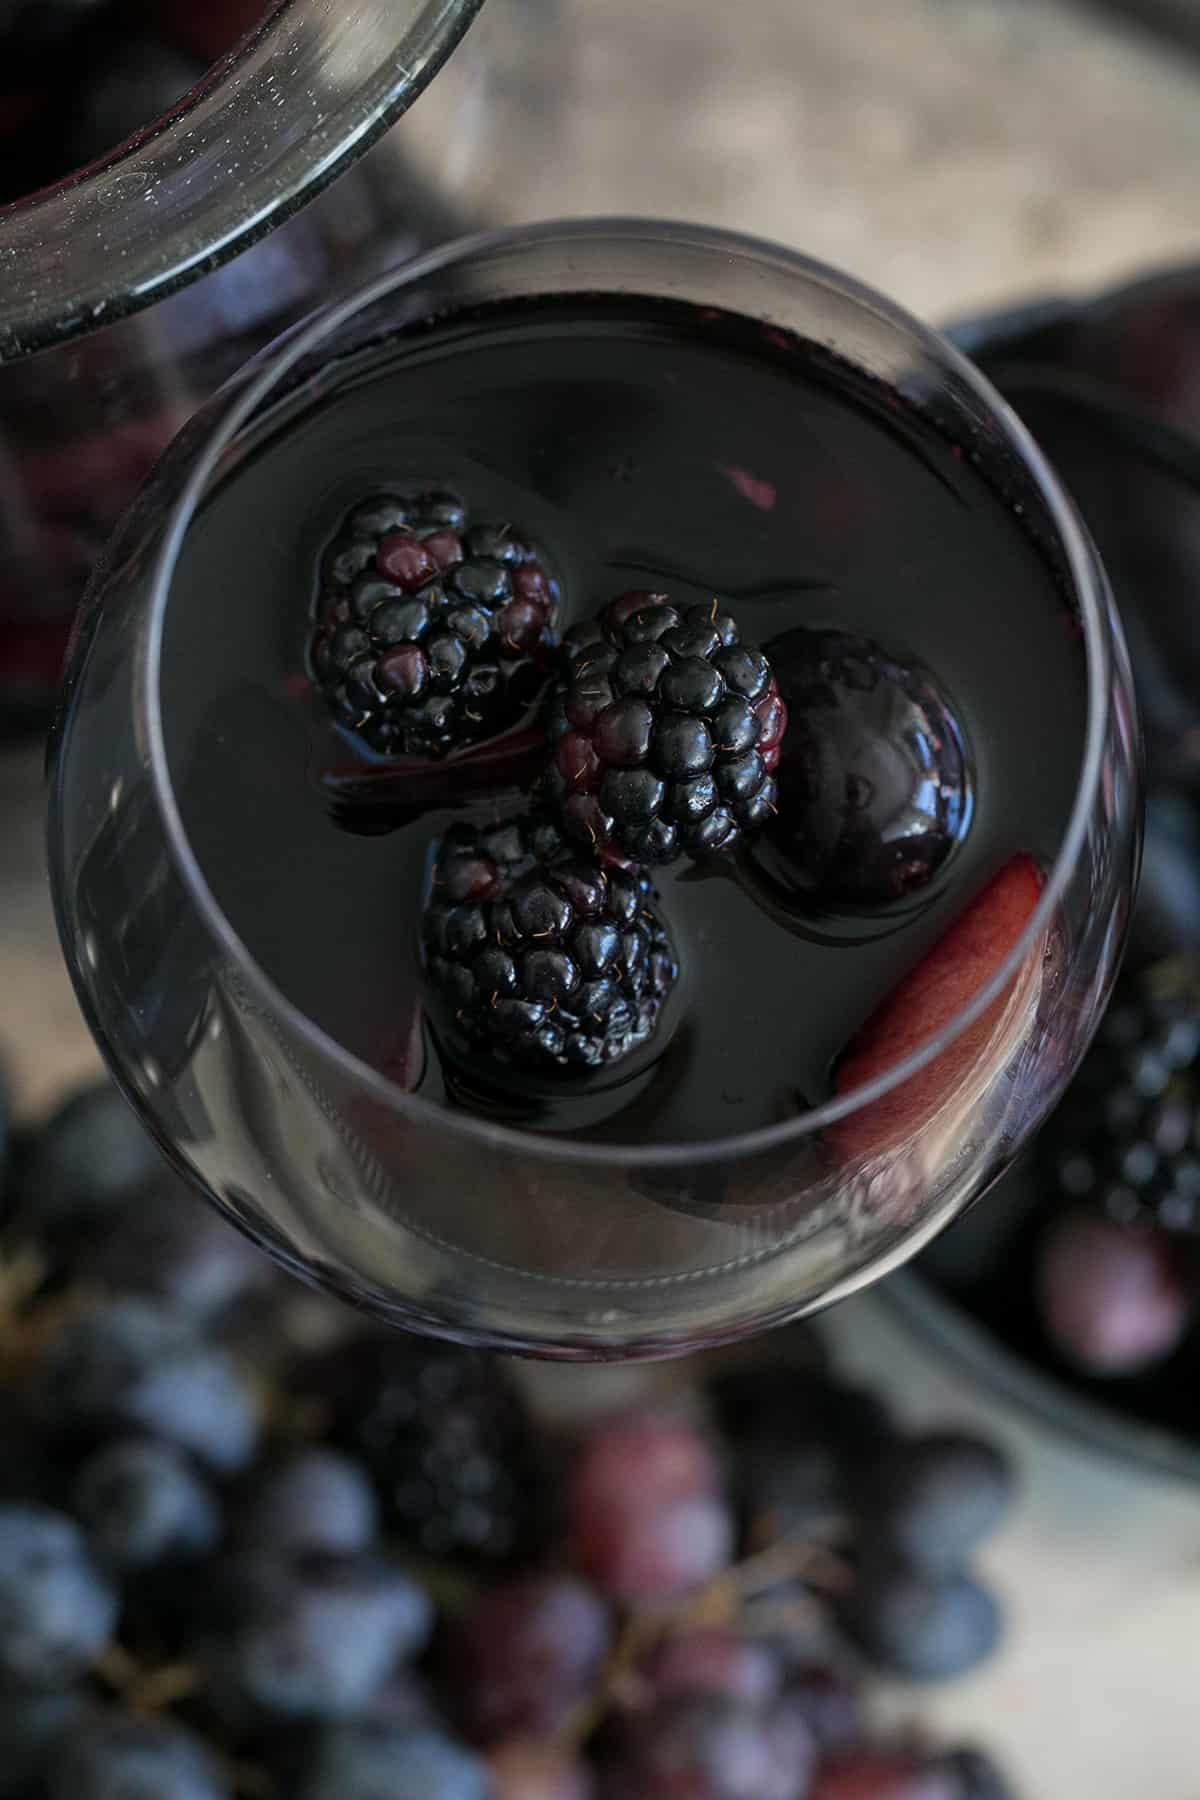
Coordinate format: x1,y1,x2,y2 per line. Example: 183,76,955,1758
546,591,786,864
309,489,559,758
421,812,678,1072
1038,959,1200,1235
316,1335,542,1564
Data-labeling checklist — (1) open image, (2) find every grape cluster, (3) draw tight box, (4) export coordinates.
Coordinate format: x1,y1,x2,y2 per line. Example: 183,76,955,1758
0,1077,1018,1798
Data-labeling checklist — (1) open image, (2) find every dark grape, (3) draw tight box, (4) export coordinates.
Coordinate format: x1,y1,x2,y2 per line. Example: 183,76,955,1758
237,1449,378,1558
93,1178,271,1320
40,1297,260,1473
841,1555,1002,1681
0,1687,85,1800
16,1084,163,1235
568,1413,733,1602
858,1432,1015,1574
0,1504,117,1686
1035,1212,1191,1373
296,1725,489,1800
72,1437,220,1570
48,1716,229,1800
642,1628,781,1707
489,1738,595,1800
201,1552,432,1722
618,1692,813,1800
444,1573,610,1744
809,1751,961,1800
774,1664,863,1756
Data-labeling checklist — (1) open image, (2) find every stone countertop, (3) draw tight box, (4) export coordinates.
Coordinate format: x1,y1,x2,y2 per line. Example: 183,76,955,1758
8,1,1200,1792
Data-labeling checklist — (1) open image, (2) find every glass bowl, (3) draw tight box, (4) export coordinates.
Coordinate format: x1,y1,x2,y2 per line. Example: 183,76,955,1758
0,0,484,729
48,219,1140,1359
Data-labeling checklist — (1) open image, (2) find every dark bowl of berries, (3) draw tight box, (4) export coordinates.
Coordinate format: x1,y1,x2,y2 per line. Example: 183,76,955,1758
881,276,1200,1484
48,219,1138,1357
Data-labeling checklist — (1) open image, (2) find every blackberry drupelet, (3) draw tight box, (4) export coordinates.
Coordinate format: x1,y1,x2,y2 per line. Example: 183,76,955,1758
421,812,678,1072
321,1335,542,1564
310,489,560,758
1038,959,1200,1235
546,591,786,865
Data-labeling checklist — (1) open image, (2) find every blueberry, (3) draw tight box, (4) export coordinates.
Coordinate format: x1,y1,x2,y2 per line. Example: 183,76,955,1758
860,1432,1015,1574
0,1505,117,1686
48,1716,229,1800
297,1725,489,1800
72,1439,219,1571
653,713,714,778
41,1298,260,1474
93,1178,271,1320
17,1084,163,1235
238,1450,379,1561
841,1554,1002,1680
0,1688,85,1800
203,1552,432,1721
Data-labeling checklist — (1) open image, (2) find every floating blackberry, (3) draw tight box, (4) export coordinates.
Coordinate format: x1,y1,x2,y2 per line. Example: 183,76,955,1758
309,490,559,758
1038,959,1200,1236
421,812,678,1072
545,591,786,865
316,1336,543,1565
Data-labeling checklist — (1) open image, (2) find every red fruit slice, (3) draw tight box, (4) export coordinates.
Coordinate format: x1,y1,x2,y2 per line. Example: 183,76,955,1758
829,855,1044,1161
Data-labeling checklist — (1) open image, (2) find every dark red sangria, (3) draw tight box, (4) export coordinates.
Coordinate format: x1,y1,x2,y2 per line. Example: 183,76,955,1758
50,225,1137,1355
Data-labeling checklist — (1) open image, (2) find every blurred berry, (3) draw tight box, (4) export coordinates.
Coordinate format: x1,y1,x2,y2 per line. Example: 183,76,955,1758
48,1715,229,1800
618,1692,813,1800
642,1628,781,1708
445,1572,610,1744
858,1432,1015,1574
237,1449,378,1558
93,1179,271,1320
489,1738,595,1800
41,1297,260,1473
841,1555,1002,1681
568,1412,734,1602
709,1365,893,1540
1035,1212,1191,1373
936,1746,1016,1800
72,1438,219,1570
202,1551,431,1721
0,1687,85,1799
0,1504,117,1685
319,1335,540,1562
296,1724,489,1800
17,1084,163,1235
774,1664,863,1756
810,1751,961,1800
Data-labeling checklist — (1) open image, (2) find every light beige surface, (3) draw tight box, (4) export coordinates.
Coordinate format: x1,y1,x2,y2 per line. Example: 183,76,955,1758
8,1,1200,1791
401,0,1200,322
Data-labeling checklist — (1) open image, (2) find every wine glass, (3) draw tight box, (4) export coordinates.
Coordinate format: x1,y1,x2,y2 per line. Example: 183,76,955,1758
47,220,1140,1359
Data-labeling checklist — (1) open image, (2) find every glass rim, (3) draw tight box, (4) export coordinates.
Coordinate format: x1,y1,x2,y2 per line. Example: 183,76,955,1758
137,216,1115,1170
0,0,483,362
